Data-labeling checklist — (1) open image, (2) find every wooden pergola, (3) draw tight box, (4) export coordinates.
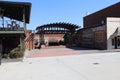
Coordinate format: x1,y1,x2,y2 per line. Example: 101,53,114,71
36,22,80,45
36,22,80,34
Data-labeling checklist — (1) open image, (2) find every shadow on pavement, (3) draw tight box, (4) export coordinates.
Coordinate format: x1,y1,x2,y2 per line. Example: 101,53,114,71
66,46,98,51
1,58,23,64
66,46,120,53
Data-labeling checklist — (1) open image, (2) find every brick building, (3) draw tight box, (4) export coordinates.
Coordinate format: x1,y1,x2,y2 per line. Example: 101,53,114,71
77,2,120,49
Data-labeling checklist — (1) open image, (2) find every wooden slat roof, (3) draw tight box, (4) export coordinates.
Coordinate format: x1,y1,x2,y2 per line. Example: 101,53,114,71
36,22,80,30
0,1,31,23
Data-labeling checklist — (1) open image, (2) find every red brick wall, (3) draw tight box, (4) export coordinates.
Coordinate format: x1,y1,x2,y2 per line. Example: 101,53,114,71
25,33,65,50
25,30,34,50
42,34,65,46
44,34,65,42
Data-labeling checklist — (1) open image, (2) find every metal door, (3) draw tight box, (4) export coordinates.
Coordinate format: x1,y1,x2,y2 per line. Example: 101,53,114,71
117,36,120,48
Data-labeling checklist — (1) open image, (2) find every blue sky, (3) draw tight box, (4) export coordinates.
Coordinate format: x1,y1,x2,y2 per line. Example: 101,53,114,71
4,0,120,30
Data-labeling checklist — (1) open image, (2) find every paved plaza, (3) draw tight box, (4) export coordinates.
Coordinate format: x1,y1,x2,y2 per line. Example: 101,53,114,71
25,47,120,58
0,48,120,80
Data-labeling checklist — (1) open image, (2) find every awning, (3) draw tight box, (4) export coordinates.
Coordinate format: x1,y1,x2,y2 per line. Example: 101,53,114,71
110,27,120,38
0,1,31,23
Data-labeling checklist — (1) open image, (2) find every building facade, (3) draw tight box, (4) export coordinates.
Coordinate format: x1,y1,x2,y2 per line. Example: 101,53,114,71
77,2,120,50
0,1,31,55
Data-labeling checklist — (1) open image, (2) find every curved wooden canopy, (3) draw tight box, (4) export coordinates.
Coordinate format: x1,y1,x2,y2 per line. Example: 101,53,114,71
36,22,80,34
36,22,80,30
0,1,31,23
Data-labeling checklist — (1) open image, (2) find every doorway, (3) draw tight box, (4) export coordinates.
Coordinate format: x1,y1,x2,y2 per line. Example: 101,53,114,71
115,36,120,49
2,37,20,54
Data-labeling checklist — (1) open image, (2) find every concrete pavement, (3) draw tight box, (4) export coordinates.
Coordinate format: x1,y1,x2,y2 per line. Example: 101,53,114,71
0,52,120,80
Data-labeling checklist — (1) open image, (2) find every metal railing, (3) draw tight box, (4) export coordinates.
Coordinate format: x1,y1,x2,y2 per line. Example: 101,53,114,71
0,27,24,31
0,20,24,31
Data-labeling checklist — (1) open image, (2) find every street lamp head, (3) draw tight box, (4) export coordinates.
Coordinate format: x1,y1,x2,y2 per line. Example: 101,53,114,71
0,8,4,18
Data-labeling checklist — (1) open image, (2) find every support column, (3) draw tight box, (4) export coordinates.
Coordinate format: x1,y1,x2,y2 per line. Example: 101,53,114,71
23,8,26,31
115,37,117,49
32,30,35,49
0,40,2,53
20,35,24,50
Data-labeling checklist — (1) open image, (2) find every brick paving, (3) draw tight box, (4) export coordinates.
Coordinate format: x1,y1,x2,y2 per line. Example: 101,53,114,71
25,46,120,58
25,46,99,58
27,51,81,58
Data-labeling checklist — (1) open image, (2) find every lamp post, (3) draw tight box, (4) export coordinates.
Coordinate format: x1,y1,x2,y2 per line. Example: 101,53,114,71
0,8,4,28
